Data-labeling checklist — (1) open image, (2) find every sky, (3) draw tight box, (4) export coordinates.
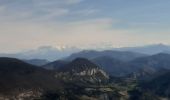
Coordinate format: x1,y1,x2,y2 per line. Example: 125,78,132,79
0,0,170,53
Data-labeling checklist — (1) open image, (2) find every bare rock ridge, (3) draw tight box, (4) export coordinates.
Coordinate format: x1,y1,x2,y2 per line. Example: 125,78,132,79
56,58,109,83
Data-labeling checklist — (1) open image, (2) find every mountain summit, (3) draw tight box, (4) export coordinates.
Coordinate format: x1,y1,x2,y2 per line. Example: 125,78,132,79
57,58,109,83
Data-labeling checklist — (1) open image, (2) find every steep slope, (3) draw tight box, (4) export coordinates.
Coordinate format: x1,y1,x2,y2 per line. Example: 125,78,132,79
131,53,170,70
124,53,170,80
66,50,146,62
140,70,170,97
127,67,157,80
0,57,63,99
92,56,134,77
57,58,109,83
129,70,170,100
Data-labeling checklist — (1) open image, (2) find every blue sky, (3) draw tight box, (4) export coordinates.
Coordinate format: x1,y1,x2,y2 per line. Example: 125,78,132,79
0,0,170,52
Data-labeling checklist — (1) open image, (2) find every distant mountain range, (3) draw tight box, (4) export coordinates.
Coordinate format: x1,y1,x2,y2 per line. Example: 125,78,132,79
1,44,170,61
43,52,170,78
0,46,81,61
94,53,170,78
66,50,146,62
116,44,170,55
130,53,170,70
43,50,146,77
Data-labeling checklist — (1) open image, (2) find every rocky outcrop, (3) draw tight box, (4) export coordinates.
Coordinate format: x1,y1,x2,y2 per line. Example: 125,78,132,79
56,58,109,83
75,68,108,78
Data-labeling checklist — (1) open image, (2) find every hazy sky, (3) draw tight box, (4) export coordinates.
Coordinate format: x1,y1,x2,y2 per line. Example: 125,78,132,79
0,0,170,52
